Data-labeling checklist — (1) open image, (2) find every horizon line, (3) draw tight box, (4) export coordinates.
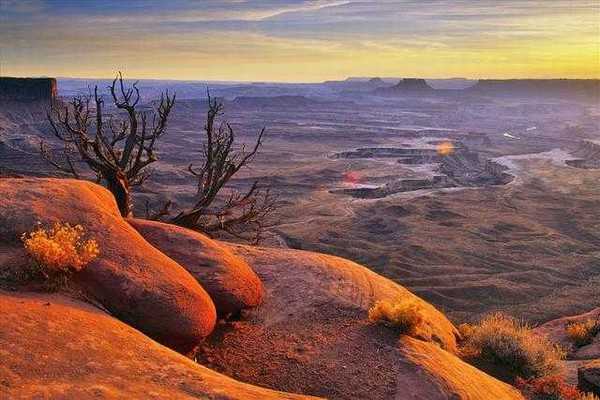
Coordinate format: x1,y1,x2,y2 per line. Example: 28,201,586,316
2,75,600,85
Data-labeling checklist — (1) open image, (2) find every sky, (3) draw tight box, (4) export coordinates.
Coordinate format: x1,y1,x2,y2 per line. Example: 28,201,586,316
1,0,599,82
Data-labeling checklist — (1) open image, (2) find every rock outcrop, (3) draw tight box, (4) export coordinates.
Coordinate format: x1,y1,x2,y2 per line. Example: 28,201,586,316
129,218,264,317
0,77,57,102
375,78,434,95
468,79,600,100
0,178,526,400
567,140,600,169
579,360,600,395
331,145,512,199
368,77,387,86
0,290,316,400
534,308,600,388
195,244,523,399
392,78,433,91
0,178,217,353
323,77,391,92
534,307,600,360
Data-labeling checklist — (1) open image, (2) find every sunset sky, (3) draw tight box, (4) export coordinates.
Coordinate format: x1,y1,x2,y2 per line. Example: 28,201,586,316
1,0,599,82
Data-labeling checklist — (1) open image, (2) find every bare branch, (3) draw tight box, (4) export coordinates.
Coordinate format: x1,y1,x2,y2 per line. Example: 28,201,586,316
171,91,275,243
40,140,81,179
144,199,173,221
42,72,175,217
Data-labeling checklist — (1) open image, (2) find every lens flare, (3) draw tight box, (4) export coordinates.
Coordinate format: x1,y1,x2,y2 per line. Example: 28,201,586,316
436,141,455,156
343,171,361,184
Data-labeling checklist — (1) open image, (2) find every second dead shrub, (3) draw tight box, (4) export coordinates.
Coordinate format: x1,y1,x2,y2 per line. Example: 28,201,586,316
565,319,599,347
460,313,565,380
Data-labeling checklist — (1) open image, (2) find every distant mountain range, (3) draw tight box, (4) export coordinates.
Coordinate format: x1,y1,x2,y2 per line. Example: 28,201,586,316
3,76,591,102
372,78,599,100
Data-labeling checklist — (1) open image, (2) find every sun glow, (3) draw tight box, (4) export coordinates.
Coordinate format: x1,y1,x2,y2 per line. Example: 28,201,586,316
1,1,598,81
436,142,455,157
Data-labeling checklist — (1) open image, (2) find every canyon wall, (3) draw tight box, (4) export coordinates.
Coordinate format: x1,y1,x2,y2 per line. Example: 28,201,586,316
469,79,600,99
0,77,57,102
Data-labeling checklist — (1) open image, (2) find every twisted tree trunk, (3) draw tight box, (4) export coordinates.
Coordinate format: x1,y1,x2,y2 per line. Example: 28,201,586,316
43,72,175,219
105,169,132,218
171,209,200,227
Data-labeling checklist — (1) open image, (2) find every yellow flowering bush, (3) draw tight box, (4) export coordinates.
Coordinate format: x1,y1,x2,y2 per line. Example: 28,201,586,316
368,299,424,335
21,222,99,276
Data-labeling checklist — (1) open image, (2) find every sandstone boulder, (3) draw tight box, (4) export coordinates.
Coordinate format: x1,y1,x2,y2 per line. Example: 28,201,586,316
577,336,600,360
232,244,460,352
194,244,523,399
578,360,600,395
0,178,527,399
129,218,264,317
0,290,317,400
0,178,216,352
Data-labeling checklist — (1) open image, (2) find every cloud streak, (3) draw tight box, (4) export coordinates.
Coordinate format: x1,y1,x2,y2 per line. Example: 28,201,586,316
1,0,598,80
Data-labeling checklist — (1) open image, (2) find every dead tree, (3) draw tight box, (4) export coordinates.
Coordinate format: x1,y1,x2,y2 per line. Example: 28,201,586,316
43,72,175,217
170,92,276,243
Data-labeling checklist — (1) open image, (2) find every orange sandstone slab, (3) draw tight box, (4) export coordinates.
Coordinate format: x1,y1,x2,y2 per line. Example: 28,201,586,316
129,218,264,317
193,245,522,399
0,178,216,353
0,290,319,400
231,244,459,352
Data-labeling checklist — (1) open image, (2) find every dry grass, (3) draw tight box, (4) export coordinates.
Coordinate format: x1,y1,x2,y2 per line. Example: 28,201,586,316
516,375,599,400
565,319,599,347
368,299,424,335
21,222,99,289
460,313,565,380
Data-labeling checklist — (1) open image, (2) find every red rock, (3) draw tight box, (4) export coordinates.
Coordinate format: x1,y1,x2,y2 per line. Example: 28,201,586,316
129,218,264,316
193,244,523,399
0,290,318,400
578,360,600,395
0,178,216,353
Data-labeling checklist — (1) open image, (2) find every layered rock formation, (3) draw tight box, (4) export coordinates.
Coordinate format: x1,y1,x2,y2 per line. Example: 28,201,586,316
375,78,434,95
567,140,600,169
468,79,600,100
370,78,600,99
331,145,512,199
0,77,57,102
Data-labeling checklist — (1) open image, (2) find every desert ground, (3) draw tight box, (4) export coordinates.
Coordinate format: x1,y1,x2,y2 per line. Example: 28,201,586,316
1,78,599,326
1,78,600,399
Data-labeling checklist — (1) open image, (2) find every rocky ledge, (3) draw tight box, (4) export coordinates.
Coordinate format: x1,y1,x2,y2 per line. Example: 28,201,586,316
0,178,524,399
